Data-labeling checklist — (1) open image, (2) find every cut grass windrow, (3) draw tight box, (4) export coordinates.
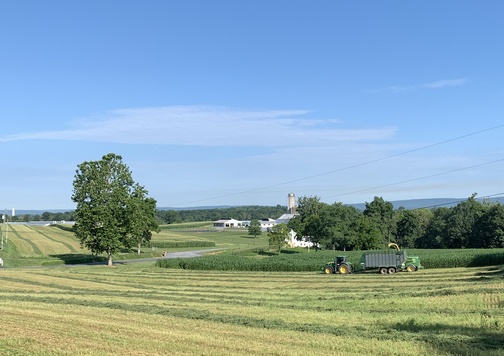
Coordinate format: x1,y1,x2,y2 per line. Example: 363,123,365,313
1,266,503,355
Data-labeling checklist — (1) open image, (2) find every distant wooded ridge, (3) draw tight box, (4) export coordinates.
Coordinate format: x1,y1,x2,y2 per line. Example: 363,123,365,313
11,197,504,216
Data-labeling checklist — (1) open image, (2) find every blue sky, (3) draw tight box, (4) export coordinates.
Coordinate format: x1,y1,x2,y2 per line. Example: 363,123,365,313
1,1,504,210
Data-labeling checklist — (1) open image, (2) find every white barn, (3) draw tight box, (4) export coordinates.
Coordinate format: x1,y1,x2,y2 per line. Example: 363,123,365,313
213,218,243,229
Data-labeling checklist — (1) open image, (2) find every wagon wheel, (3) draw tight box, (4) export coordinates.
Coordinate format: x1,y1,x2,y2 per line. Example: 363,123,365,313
387,267,396,274
379,267,388,274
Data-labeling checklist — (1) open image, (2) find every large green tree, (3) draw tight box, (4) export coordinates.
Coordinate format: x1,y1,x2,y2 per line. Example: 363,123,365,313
72,153,158,266
444,194,484,248
324,203,361,251
395,210,422,248
416,207,450,248
364,196,395,245
472,204,504,248
288,196,325,247
268,223,289,253
248,219,262,238
127,184,160,254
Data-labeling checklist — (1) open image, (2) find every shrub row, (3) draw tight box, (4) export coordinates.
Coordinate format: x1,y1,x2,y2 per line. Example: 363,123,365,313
159,222,213,230
146,241,216,249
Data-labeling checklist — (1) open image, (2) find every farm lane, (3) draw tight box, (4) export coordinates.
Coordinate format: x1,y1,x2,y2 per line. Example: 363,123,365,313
0,248,224,269
116,248,224,264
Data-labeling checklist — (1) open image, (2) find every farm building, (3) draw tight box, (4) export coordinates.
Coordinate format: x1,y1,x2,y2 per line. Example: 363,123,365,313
211,193,316,249
259,218,277,231
213,218,243,229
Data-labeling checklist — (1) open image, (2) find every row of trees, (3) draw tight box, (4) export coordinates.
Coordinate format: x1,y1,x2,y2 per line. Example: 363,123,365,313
156,205,287,224
9,205,287,225
288,194,504,250
9,211,74,222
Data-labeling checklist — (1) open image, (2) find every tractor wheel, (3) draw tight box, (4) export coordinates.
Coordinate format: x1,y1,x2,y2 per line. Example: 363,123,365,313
379,267,388,274
324,266,334,274
406,264,416,272
387,267,396,274
338,264,350,274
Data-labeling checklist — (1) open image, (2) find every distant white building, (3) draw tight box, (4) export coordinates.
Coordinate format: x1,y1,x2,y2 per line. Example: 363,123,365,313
213,218,243,229
277,193,316,249
211,193,316,249
259,218,276,231
276,213,296,225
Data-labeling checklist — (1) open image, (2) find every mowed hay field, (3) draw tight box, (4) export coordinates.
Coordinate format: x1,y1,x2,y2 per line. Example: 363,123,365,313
1,264,503,355
1,223,267,267
9,225,82,255
3,224,87,265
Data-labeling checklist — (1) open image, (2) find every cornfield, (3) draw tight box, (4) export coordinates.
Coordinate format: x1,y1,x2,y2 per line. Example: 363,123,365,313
156,248,504,271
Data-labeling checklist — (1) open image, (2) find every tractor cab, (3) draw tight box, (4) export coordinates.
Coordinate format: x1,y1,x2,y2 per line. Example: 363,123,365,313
335,256,347,265
323,255,352,274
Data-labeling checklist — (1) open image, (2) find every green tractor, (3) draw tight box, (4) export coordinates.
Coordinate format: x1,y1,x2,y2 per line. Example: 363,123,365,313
388,243,423,272
404,255,422,272
323,256,352,274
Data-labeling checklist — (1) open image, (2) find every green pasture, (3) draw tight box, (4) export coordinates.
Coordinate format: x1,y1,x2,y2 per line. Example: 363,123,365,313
2,223,504,271
1,264,503,355
0,223,267,267
1,222,504,354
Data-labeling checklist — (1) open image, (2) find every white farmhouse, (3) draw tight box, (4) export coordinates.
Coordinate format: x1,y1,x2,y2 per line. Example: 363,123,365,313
276,193,316,249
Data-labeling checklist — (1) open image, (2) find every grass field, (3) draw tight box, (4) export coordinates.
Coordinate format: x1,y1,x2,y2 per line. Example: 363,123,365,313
0,223,263,267
1,263,503,355
1,223,503,354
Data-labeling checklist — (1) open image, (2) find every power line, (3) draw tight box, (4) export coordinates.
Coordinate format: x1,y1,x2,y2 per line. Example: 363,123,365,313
169,123,504,207
413,192,504,210
321,157,504,200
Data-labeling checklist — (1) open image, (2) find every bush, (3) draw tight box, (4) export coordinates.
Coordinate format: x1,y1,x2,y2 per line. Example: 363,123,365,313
146,241,216,249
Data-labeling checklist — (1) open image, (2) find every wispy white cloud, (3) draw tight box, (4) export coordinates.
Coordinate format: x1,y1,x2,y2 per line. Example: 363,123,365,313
0,106,397,147
422,78,467,89
369,78,467,94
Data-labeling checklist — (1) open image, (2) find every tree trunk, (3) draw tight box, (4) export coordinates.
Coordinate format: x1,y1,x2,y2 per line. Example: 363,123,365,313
107,248,113,267
137,242,141,255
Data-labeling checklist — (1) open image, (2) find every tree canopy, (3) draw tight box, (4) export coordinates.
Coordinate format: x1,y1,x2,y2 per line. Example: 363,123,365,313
248,219,262,238
268,223,289,253
287,194,504,250
72,153,159,266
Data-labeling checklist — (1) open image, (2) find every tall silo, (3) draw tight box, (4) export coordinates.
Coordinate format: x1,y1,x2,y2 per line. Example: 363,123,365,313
287,193,296,214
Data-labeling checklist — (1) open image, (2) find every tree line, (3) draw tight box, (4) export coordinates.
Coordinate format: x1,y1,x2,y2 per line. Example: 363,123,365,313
155,205,287,224
287,194,504,250
10,211,75,222
9,206,287,225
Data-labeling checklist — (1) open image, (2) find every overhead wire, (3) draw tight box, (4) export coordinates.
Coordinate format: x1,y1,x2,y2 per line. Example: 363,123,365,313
169,123,504,207
321,157,504,200
413,192,504,210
